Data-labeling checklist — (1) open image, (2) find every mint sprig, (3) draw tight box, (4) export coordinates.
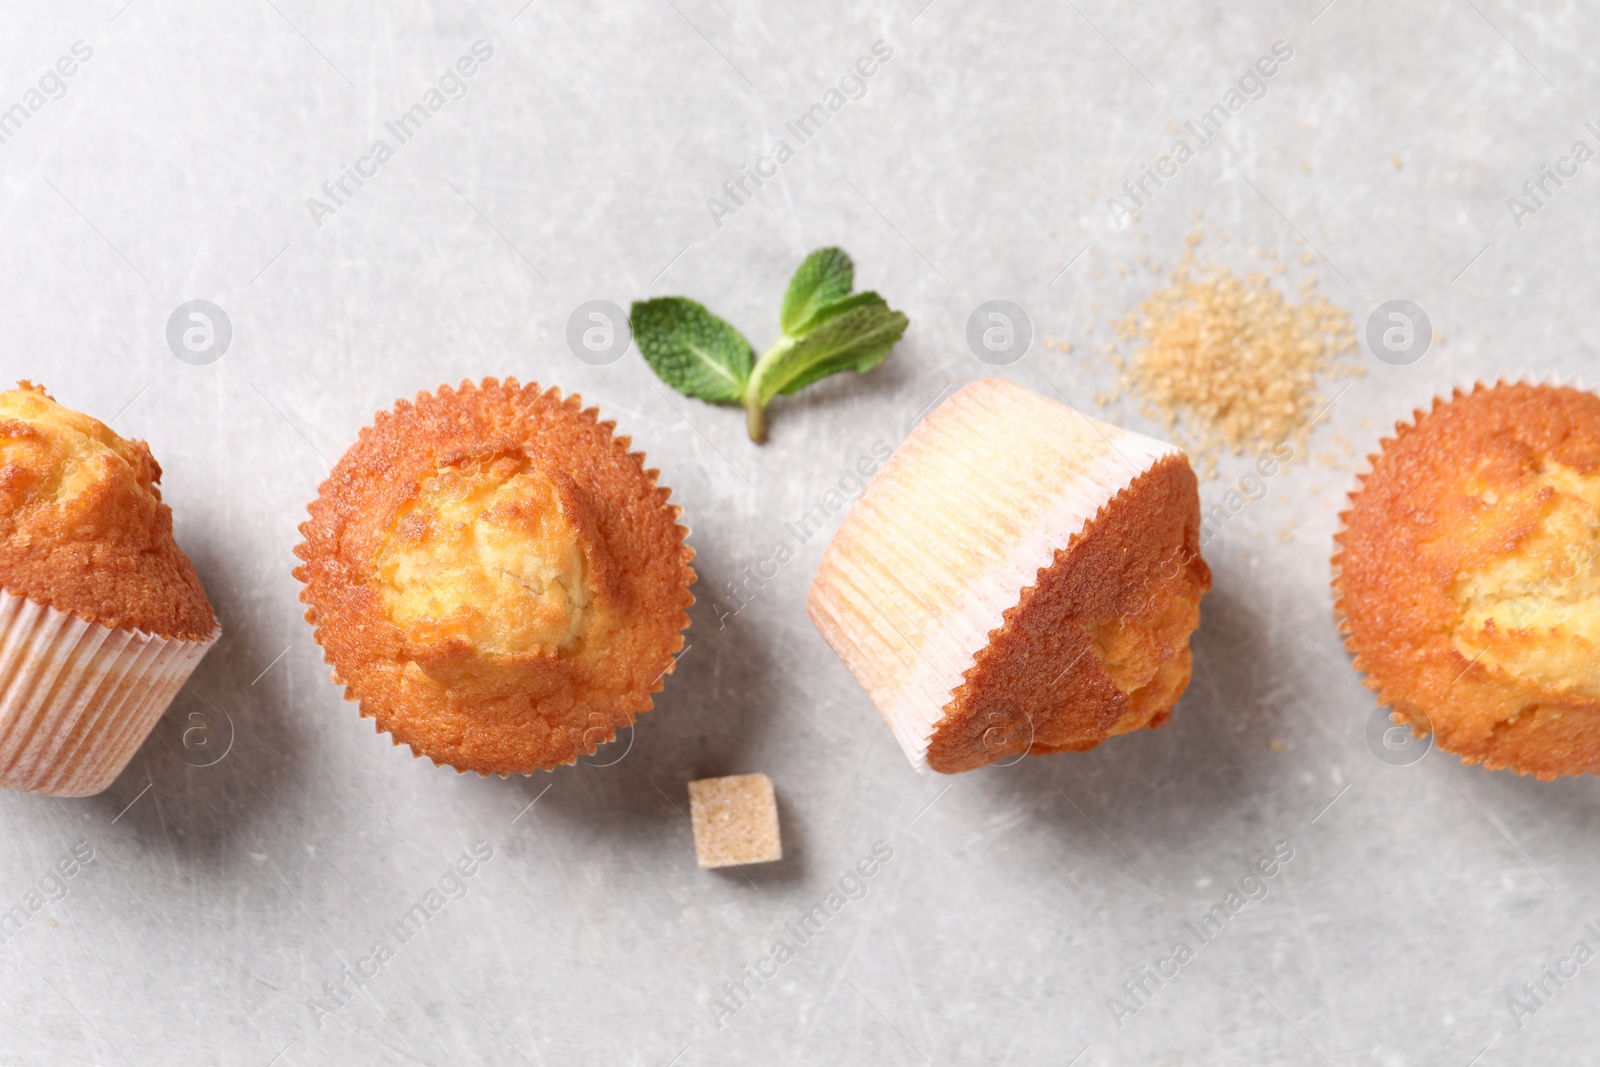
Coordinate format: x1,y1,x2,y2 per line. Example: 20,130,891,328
631,248,909,443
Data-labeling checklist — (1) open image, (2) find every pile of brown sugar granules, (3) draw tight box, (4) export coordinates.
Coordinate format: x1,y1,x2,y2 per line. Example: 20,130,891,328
1102,238,1361,470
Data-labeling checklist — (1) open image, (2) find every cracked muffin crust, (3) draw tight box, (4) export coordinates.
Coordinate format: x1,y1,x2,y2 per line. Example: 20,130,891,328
0,382,215,639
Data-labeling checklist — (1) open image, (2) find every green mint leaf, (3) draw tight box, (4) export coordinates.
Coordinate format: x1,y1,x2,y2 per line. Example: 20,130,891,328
630,297,753,404
779,247,854,336
783,290,886,337
749,301,908,405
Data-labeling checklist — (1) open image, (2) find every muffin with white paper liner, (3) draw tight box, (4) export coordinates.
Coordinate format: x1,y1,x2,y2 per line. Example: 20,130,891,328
1334,377,1600,779
0,383,219,797
808,377,1211,773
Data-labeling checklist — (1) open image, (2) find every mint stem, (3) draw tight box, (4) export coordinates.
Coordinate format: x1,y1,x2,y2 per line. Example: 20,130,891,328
744,394,767,443
742,338,792,443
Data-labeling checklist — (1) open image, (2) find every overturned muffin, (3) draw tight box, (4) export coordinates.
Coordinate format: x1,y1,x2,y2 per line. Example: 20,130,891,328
1335,381,1600,779
808,378,1211,773
295,379,695,775
0,383,218,796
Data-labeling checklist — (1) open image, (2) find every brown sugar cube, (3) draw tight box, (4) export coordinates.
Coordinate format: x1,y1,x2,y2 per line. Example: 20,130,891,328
687,774,782,868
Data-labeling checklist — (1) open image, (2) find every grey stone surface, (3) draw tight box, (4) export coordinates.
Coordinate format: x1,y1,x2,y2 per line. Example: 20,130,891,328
1,0,1597,1063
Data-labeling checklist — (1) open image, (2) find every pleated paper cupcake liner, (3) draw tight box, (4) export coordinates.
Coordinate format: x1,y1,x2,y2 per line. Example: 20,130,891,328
0,590,217,797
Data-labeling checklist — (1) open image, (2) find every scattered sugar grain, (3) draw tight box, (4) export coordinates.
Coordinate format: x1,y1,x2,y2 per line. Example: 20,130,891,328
1109,242,1360,463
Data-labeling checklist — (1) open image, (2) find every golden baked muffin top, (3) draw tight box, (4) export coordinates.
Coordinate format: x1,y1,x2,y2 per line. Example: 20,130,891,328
1335,382,1600,778
295,379,695,775
0,382,216,639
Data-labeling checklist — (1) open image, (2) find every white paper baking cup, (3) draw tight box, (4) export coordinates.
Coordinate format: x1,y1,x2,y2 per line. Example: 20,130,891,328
0,590,218,797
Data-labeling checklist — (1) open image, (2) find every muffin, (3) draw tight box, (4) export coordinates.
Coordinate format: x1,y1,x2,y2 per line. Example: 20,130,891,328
808,377,1211,773
0,383,218,796
294,379,695,775
1334,381,1600,779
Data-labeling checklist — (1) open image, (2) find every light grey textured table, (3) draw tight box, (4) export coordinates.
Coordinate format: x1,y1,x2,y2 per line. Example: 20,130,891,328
3,1,1598,1063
